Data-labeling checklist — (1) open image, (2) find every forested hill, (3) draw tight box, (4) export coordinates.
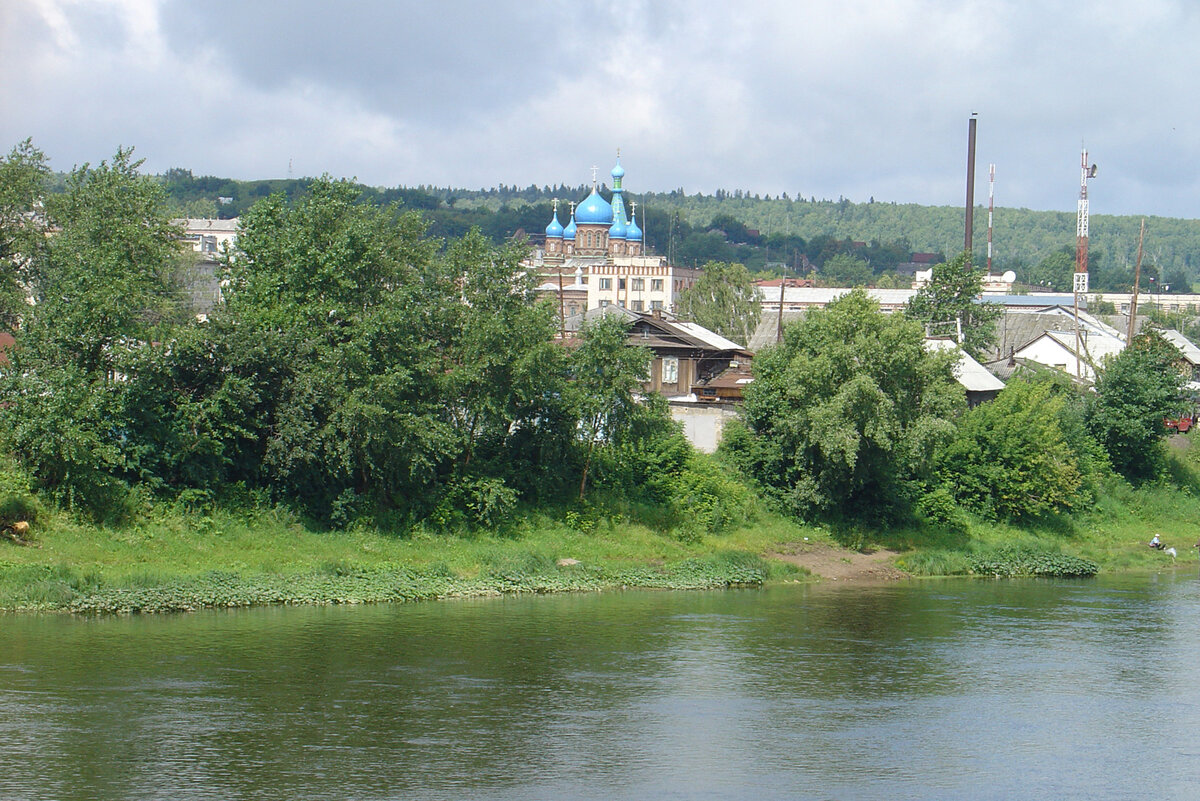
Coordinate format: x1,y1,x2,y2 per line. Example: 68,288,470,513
156,169,1200,287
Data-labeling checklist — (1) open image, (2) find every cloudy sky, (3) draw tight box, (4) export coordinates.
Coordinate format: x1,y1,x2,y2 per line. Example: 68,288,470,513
3,0,1199,217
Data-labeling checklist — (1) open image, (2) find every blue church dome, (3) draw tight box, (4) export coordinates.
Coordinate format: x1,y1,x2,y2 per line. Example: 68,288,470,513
611,159,625,181
563,214,577,240
609,217,628,239
545,211,564,239
626,212,642,241
575,188,613,225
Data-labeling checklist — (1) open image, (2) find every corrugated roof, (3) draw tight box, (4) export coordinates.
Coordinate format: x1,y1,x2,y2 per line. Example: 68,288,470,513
1162,329,1200,365
673,321,746,351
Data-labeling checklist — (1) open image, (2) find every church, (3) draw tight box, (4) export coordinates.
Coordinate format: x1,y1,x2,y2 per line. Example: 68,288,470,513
527,154,698,317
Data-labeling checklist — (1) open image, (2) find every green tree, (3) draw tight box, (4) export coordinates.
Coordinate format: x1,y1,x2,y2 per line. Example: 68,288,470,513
905,251,1002,359
1087,331,1185,482
1024,247,1075,291
0,139,49,332
726,289,963,522
934,379,1083,522
220,177,456,522
820,253,872,286
674,261,761,346
1,147,183,516
570,314,653,500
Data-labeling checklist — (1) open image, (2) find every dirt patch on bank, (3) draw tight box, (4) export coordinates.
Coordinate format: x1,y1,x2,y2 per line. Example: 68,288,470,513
770,542,908,582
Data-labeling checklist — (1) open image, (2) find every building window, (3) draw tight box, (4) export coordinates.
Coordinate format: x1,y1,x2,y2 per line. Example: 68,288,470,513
599,278,612,290
651,300,663,310
599,299,611,307
631,300,644,312
651,279,664,291
662,357,679,384
618,278,626,290
631,278,644,291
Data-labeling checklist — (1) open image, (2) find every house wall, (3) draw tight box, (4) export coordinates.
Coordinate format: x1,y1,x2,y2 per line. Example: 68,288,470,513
669,402,740,454
1015,338,1090,380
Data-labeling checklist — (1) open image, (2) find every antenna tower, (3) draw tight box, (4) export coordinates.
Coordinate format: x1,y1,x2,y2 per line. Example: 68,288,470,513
987,163,995,273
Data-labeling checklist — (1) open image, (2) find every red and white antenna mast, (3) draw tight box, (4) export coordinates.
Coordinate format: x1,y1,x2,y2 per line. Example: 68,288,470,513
987,163,995,274
1074,148,1097,377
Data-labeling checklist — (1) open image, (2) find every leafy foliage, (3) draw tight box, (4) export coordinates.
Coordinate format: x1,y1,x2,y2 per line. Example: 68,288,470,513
727,289,964,522
934,379,1083,522
0,139,49,332
905,251,1002,358
674,261,761,346
1087,331,1186,482
969,547,1099,578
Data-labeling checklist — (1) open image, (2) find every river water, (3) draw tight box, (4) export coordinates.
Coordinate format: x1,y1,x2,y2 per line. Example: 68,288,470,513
2,573,1199,800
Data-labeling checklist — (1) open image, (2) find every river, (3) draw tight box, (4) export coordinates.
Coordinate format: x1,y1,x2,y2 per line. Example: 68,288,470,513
2,573,1199,800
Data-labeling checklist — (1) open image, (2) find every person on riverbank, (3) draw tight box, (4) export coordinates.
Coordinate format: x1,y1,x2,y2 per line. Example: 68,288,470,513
1150,534,1162,549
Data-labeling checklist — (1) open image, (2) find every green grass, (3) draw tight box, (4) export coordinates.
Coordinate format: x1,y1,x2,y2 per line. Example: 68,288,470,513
0,500,824,612
6,442,1200,613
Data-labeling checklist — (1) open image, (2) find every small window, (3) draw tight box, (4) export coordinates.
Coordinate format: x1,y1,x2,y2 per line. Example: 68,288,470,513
631,300,644,312
662,357,679,384
651,300,663,310
599,278,612,290
599,299,611,307
618,278,627,290
631,278,645,291
651,279,664,292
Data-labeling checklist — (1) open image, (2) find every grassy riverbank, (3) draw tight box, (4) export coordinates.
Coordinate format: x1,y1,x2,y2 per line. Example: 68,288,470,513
4,444,1200,613
0,503,819,613
1,476,1195,613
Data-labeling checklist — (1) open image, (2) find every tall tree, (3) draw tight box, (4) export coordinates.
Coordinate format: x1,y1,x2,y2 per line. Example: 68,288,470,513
905,251,1002,359
674,261,761,346
2,147,183,516
0,139,49,332
727,289,963,522
570,314,653,500
1087,331,1185,482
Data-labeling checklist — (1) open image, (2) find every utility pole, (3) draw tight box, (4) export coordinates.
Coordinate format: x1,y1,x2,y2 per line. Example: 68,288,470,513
964,114,978,265
1074,148,1097,378
1127,219,1145,343
987,163,995,274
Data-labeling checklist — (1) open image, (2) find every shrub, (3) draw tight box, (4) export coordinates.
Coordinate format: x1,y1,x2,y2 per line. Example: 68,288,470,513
969,546,1098,578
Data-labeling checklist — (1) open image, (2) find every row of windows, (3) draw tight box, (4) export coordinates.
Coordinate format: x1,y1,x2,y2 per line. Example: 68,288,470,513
597,277,664,292
599,299,664,311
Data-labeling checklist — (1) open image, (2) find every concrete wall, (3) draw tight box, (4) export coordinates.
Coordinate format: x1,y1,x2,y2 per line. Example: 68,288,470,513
669,402,740,454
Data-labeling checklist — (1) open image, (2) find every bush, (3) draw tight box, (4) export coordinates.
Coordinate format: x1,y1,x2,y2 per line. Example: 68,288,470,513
0,491,41,528
935,379,1083,522
666,454,756,539
969,546,1098,578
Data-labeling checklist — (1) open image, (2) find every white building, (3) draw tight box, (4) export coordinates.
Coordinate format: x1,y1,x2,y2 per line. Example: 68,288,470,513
175,218,238,255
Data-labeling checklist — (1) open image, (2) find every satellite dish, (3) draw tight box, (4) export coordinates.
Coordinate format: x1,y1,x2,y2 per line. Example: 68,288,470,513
1002,270,1016,283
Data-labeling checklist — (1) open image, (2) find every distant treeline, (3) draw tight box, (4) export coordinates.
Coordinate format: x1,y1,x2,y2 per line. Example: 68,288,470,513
154,169,1200,291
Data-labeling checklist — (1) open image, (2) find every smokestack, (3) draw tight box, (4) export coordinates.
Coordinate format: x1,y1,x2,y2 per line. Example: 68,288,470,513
965,114,977,265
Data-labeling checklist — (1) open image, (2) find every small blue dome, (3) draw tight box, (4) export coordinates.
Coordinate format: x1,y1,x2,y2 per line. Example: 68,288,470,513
626,213,642,241
575,188,613,225
545,211,564,239
563,214,577,240
611,159,625,181
609,217,627,239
